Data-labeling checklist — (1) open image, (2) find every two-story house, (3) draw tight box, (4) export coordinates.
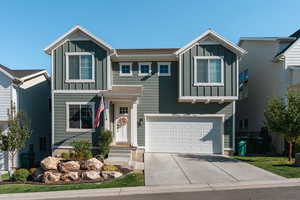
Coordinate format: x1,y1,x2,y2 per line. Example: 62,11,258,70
0,64,51,171
238,29,300,154
44,26,246,156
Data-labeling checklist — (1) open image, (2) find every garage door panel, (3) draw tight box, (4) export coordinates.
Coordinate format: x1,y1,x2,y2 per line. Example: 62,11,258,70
147,116,222,154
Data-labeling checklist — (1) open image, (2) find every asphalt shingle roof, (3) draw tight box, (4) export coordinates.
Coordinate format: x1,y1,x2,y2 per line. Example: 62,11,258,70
0,64,44,79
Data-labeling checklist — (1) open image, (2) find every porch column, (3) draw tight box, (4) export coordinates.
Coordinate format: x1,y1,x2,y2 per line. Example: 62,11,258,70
131,101,138,147
104,99,110,130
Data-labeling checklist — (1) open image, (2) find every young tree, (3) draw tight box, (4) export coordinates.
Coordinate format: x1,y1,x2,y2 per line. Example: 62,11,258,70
264,90,300,162
0,111,31,174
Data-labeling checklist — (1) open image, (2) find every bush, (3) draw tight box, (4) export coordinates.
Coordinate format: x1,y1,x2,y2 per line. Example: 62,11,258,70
103,165,119,171
61,152,71,160
13,168,30,182
99,129,113,158
71,140,92,160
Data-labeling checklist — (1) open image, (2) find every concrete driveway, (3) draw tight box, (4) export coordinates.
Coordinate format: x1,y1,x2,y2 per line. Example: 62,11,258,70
145,153,285,186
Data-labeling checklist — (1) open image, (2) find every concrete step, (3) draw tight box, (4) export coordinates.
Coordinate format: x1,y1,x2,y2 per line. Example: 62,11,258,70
109,153,131,158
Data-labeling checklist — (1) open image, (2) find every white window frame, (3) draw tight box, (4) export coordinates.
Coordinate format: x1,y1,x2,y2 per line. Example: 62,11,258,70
158,62,171,76
138,62,152,76
66,102,95,132
65,52,95,83
119,62,132,76
194,56,224,86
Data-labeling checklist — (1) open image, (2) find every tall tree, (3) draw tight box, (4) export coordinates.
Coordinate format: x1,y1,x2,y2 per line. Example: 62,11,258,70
264,90,300,162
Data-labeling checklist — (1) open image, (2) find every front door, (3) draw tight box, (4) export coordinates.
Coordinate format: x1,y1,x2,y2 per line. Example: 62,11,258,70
115,105,130,144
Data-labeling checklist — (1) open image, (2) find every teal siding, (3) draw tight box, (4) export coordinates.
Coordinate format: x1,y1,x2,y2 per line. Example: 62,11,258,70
180,45,237,97
53,93,103,147
112,61,233,148
19,80,51,163
53,40,108,90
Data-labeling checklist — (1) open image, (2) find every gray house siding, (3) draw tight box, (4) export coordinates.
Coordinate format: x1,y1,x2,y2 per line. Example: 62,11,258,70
53,40,108,90
112,61,233,148
19,80,52,164
180,45,237,97
53,93,103,147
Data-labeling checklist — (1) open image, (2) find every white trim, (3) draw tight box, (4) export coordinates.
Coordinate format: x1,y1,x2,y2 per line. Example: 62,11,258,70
144,113,225,154
157,62,171,76
232,101,236,151
65,102,95,132
51,49,55,150
236,56,239,98
193,56,224,86
178,96,238,103
0,68,14,80
53,90,107,94
138,62,152,76
65,52,95,83
119,62,133,76
175,29,247,56
179,54,182,97
19,70,49,81
44,25,114,54
107,53,112,90
116,54,175,57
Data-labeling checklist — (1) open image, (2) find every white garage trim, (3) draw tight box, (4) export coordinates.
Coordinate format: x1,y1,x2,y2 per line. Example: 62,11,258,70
144,113,225,154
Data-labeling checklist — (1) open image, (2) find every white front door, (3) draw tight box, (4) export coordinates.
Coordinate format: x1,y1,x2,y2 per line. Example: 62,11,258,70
115,105,130,144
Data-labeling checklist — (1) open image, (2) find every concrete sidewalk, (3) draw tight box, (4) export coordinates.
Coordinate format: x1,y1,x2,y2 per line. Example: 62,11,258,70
2,179,300,200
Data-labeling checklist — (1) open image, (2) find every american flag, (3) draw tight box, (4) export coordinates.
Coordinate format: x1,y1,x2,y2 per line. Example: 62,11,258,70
94,95,104,128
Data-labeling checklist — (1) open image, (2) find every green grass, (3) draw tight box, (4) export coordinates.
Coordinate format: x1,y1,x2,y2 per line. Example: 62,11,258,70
233,156,300,178
0,173,144,194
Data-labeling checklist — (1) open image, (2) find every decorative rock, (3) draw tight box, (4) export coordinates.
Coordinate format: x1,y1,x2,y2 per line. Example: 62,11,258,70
58,161,80,173
61,172,79,182
41,156,61,170
43,171,61,183
80,160,88,170
86,158,103,170
101,171,123,179
32,168,44,182
82,170,101,180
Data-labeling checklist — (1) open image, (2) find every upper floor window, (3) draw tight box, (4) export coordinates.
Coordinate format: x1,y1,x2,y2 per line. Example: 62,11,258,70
66,52,95,82
194,56,224,86
158,62,171,76
66,102,95,132
138,62,151,76
119,62,132,76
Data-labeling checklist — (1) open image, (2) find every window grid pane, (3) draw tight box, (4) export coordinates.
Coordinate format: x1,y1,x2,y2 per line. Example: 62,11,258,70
69,56,80,79
209,59,221,83
80,55,93,80
160,65,169,74
196,59,208,83
81,105,93,129
69,105,80,129
121,65,130,74
140,65,149,74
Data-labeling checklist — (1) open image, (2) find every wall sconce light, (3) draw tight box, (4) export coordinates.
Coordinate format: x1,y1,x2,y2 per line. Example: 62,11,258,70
138,118,144,127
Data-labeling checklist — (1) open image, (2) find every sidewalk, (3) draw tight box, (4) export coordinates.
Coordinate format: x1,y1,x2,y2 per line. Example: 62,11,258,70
1,179,300,200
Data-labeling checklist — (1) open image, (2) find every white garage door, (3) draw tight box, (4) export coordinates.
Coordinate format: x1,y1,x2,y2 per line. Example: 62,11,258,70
146,116,222,154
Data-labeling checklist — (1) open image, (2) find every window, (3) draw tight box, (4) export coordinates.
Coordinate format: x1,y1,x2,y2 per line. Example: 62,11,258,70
119,107,128,114
158,62,171,76
66,52,95,82
66,102,95,132
119,62,132,76
194,56,224,86
138,62,151,76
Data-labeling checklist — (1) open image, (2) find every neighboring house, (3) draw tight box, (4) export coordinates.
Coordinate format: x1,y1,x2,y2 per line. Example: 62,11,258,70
44,26,246,156
0,64,51,171
237,29,300,154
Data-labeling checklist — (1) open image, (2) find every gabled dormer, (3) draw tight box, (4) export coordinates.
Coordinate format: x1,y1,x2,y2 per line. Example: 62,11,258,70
44,25,115,91
175,30,246,103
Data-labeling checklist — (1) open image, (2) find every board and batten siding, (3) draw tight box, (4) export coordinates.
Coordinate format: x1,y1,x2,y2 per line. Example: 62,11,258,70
112,61,233,148
0,71,11,121
53,40,108,90
180,44,237,97
53,93,103,147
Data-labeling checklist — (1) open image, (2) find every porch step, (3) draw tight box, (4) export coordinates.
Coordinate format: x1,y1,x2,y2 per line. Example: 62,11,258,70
106,146,133,165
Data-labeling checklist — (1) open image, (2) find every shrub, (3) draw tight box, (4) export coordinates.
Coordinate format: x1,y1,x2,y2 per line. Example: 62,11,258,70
103,165,119,171
61,152,70,160
99,129,113,158
71,140,92,160
12,168,30,182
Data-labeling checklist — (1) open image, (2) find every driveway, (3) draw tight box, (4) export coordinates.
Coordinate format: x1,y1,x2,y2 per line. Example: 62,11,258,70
145,153,285,186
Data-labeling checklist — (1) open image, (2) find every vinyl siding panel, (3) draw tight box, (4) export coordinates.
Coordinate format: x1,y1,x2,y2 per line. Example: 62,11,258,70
53,40,108,90
112,61,233,148
0,72,11,121
180,44,237,97
286,39,300,66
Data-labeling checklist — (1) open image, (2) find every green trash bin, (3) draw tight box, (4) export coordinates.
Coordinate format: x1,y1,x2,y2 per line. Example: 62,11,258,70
238,140,247,156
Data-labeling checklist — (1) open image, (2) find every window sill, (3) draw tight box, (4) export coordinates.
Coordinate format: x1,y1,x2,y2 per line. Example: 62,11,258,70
138,73,151,77
194,83,224,86
66,128,95,133
119,74,133,77
158,73,171,77
65,80,95,83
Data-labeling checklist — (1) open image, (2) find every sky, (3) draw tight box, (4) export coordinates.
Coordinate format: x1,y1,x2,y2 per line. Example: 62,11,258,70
0,0,299,73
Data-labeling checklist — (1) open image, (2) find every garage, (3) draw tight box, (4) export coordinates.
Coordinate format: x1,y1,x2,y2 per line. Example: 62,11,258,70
145,115,224,154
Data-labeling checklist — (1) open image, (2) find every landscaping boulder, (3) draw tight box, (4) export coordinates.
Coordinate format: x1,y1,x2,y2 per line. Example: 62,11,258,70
101,171,123,179
58,161,80,173
82,170,101,180
80,160,88,170
32,168,44,182
43,171,61,183
41,156,61,170
86,158,103,170
61,172,79,182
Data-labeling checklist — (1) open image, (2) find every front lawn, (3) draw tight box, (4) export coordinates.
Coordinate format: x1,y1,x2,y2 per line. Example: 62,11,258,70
233,156,300,178
0,173,144,194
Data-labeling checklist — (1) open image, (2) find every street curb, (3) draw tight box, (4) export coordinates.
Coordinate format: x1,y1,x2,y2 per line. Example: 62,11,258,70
1,179,300,200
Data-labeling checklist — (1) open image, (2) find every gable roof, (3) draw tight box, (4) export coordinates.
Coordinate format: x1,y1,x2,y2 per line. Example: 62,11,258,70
44,25,114,55
174,29,247,56
0,64,48,80
275,29,300,59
